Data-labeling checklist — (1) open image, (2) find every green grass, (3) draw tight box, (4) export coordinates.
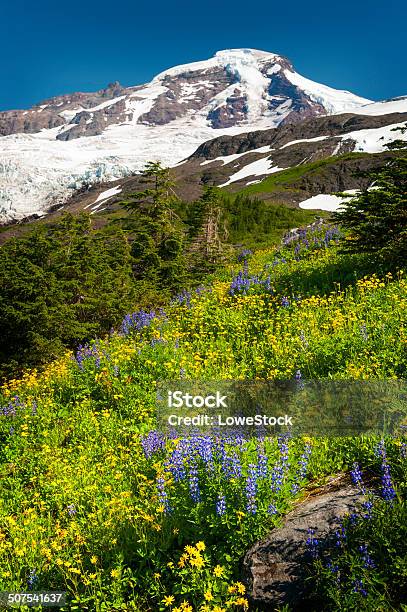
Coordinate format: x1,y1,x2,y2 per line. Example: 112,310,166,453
0,224,406,611
237,152,372,196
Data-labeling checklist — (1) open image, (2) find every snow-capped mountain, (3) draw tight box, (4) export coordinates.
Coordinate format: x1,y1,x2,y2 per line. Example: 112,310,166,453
0,48,395,222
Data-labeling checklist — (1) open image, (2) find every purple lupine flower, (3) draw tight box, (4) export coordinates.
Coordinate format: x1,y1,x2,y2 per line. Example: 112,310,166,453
297,444,312,480
141,430,166,459
172,289,192,308
281,296,290,308
271,462,284,494
216,493,226,516
353,579,368,597
229,450,242,478
375,439,386,459
156,476,171,514
381,459,396,501
326,560,341,585
334,520,347,548
165,443,187,482
229,270,251,296
188,461,201,503
27,569,38,590
120,309,156,335
237,249,253,263
268,503,278,516
278,436,290,471
245,464,257,514
193,435,214,472
361,500,373,520
306,528,319,559
75,342,102,370
401,443,407,459
350,462,365,493
66,504,76,517
359,544,375,569
256,442,268,479
294,369,305,390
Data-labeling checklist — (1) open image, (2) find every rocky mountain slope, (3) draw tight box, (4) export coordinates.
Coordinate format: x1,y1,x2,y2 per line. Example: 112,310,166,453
0,48,375,222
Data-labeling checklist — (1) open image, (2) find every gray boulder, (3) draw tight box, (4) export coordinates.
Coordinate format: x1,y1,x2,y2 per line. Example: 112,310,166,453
243,475,366,610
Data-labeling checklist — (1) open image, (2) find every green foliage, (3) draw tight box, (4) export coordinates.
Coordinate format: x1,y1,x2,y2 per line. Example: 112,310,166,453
0,214,135,378
332,127,407,264
221,194,319,248
0,223,405,610
238,152,371,196
186,187,228,275
122,162,188,290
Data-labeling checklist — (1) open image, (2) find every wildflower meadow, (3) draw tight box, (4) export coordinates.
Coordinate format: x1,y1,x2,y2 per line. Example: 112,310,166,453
0,224,406,611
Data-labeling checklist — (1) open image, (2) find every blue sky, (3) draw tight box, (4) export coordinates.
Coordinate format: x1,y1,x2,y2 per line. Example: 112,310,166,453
1,0,406,110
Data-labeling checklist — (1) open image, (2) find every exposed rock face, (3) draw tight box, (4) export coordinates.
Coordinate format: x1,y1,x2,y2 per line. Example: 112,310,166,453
0,49,371,142
190,112,407,161
0,109,65,136
243,476,366,610
0,81,128,137
57,98,131,141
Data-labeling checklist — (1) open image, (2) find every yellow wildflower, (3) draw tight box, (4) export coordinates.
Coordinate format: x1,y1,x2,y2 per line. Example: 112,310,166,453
162,595,175,607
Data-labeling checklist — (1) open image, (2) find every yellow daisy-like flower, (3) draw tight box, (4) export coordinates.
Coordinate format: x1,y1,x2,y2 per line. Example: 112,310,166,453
162,595,175,607
90,555,98,565
190,555,204,569
110,569,120,579
235,597,249,608
213,565,224,577
235,582,246,595
195,541,205,551
204,590,213,601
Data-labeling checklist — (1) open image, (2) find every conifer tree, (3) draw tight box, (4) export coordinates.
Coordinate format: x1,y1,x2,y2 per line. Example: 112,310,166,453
332,126,407,264
123,161,187,289
188,187,226,269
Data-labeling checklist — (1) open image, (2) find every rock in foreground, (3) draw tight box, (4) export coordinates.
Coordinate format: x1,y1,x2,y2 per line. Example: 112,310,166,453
243,476,366,610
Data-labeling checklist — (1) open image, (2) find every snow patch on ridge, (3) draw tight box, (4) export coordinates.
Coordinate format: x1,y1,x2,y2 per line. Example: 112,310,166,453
350,98,407,116
219,157,283,187
285,70,372,113
299,190,359,212
340,122,407,153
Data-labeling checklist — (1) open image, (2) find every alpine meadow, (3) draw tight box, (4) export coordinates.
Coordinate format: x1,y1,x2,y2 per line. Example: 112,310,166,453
0,46,406,612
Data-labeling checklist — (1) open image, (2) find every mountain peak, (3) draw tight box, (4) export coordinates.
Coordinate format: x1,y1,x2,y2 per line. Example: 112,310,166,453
214,48,280,59
0,49,381,222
